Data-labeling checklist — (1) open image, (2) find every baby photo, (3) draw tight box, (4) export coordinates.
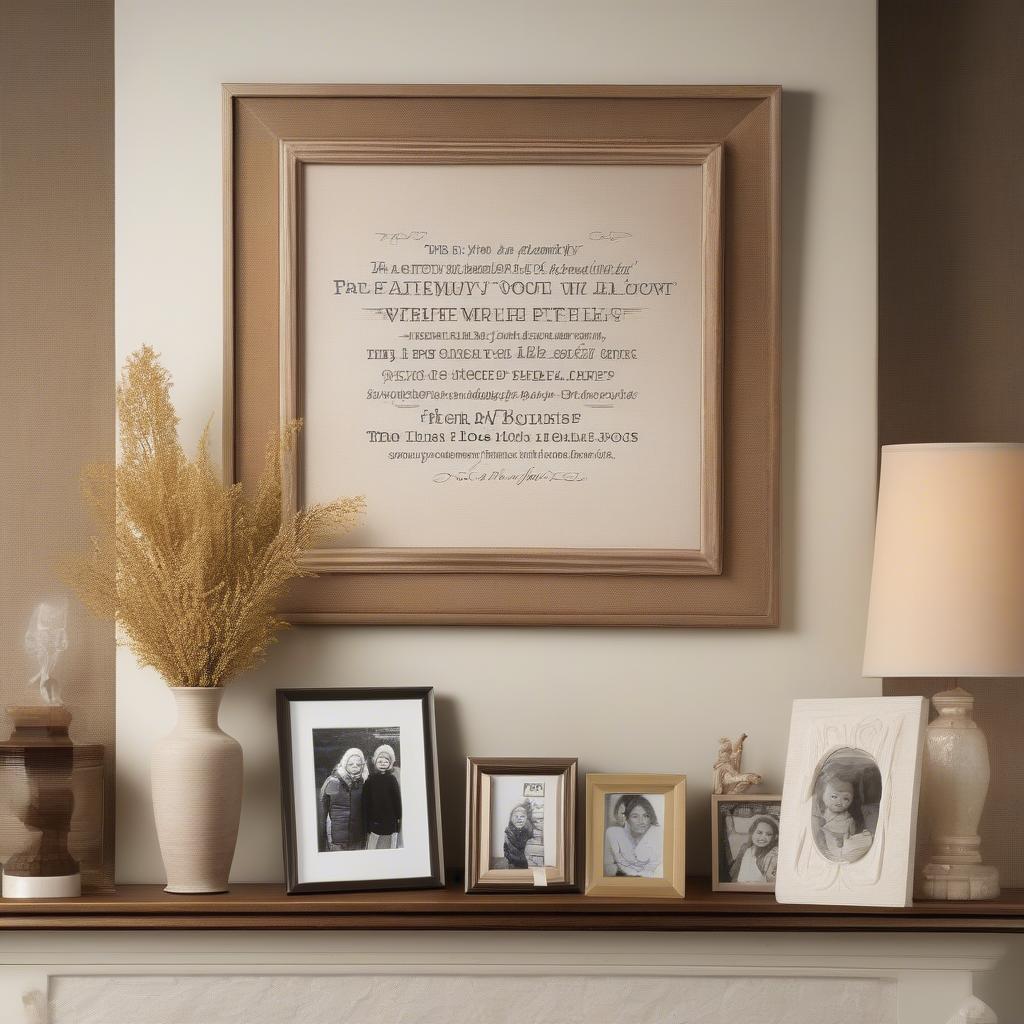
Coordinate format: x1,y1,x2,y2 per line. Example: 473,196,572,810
811,747,882,864
713,796,781,891
488,777,556,869
602,793,666,879
312,726,402,854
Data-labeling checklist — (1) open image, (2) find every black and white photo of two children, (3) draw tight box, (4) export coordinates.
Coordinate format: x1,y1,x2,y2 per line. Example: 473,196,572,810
313,726,403,853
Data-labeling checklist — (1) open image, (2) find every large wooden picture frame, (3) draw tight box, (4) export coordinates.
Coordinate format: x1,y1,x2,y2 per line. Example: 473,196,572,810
224,85,780,625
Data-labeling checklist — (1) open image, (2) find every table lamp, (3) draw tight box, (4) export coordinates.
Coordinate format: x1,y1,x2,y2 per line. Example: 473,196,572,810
863,443,1024,900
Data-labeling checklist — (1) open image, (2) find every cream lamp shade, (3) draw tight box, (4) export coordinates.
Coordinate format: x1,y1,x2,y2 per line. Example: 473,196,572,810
863,443,1024,678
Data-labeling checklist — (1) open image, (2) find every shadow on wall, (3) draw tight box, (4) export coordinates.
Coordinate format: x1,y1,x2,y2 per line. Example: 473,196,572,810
779,89,814,634
433,693,467,873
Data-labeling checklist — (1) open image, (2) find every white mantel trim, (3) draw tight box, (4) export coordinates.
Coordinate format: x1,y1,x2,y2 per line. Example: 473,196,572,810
0,931,1000,1024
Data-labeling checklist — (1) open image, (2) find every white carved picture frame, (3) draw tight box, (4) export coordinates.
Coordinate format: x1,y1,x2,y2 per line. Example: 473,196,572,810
776,696,928,908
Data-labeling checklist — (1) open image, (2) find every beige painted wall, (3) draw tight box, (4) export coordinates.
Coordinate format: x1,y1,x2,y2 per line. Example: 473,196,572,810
115,0,880,883
0,0,114,884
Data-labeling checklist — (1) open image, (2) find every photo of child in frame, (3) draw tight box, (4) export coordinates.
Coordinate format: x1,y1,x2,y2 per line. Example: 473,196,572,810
313,726,403,853
489,777,553,870
810,747,882,864
714,797,782,891
501,801,538,869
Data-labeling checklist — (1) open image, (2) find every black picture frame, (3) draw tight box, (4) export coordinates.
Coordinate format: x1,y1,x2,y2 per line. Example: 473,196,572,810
276,687,445,894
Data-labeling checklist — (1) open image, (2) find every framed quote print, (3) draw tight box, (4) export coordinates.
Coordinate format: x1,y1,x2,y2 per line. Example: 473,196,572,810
224,85,781,624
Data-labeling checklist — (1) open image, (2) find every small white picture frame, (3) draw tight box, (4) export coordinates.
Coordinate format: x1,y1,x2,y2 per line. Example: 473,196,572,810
775,696,928,908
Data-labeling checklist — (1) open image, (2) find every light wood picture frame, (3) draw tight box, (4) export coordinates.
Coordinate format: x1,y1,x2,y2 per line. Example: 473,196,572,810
711,793,782,893
224,85,781,625
584,773,686,898
465,757,578,893
775,697,928,909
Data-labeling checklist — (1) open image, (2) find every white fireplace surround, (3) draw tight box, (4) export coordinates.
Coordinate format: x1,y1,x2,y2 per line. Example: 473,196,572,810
0,931,1006,1024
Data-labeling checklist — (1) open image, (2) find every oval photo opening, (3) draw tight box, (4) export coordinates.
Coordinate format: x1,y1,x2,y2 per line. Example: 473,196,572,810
811,747,882,864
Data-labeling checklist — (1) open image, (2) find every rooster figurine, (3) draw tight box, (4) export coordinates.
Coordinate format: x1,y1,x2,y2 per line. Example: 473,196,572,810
712,733,763,794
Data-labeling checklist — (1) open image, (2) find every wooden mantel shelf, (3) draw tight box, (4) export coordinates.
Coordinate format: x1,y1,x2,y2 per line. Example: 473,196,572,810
1,879,1023,931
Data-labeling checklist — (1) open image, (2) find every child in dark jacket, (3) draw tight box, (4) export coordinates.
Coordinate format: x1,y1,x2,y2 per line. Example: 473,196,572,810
502,803,534,868
364,744,402,849
320,748,367,851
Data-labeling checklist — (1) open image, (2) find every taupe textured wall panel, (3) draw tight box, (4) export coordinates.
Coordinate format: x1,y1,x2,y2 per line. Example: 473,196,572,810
880,1,1024,886
0,0,114,885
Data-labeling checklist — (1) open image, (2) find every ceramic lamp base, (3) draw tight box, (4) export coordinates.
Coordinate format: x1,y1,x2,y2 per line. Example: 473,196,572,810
2,870,81,899
918,862,999,901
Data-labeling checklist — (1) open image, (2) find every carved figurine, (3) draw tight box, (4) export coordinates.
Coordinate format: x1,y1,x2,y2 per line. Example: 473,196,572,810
24,599,68,705
712,733,763,794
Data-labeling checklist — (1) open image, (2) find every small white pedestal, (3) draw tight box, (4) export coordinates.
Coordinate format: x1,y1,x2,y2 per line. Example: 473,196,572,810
1,871,81,899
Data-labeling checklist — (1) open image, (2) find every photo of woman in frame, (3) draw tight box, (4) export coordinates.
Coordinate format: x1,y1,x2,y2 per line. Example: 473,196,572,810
602,793,665,879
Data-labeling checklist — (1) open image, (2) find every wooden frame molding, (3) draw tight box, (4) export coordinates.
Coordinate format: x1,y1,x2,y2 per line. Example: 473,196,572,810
279,140,723,577
464,757,578,893
224,84,781,625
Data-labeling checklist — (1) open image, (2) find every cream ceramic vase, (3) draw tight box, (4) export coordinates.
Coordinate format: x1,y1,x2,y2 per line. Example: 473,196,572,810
151,687,243,894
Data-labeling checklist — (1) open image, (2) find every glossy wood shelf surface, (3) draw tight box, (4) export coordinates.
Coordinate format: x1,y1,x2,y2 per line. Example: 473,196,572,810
1,878,1023,931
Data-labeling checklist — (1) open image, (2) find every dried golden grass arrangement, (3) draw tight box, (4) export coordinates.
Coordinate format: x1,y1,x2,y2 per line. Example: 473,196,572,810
64,346,364,687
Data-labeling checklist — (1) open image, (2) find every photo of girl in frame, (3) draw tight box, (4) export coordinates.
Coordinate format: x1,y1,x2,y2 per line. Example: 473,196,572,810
712,795,782,892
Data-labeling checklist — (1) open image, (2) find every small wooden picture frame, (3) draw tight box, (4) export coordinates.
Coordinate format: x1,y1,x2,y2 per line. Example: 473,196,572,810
711,793,782,893
584,773,686,898
465,757,578,892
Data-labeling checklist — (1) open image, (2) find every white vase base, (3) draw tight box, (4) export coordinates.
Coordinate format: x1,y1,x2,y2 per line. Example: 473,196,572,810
2,871,81,899
164,884,229,894
917,863,999,901
152,687,242,900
